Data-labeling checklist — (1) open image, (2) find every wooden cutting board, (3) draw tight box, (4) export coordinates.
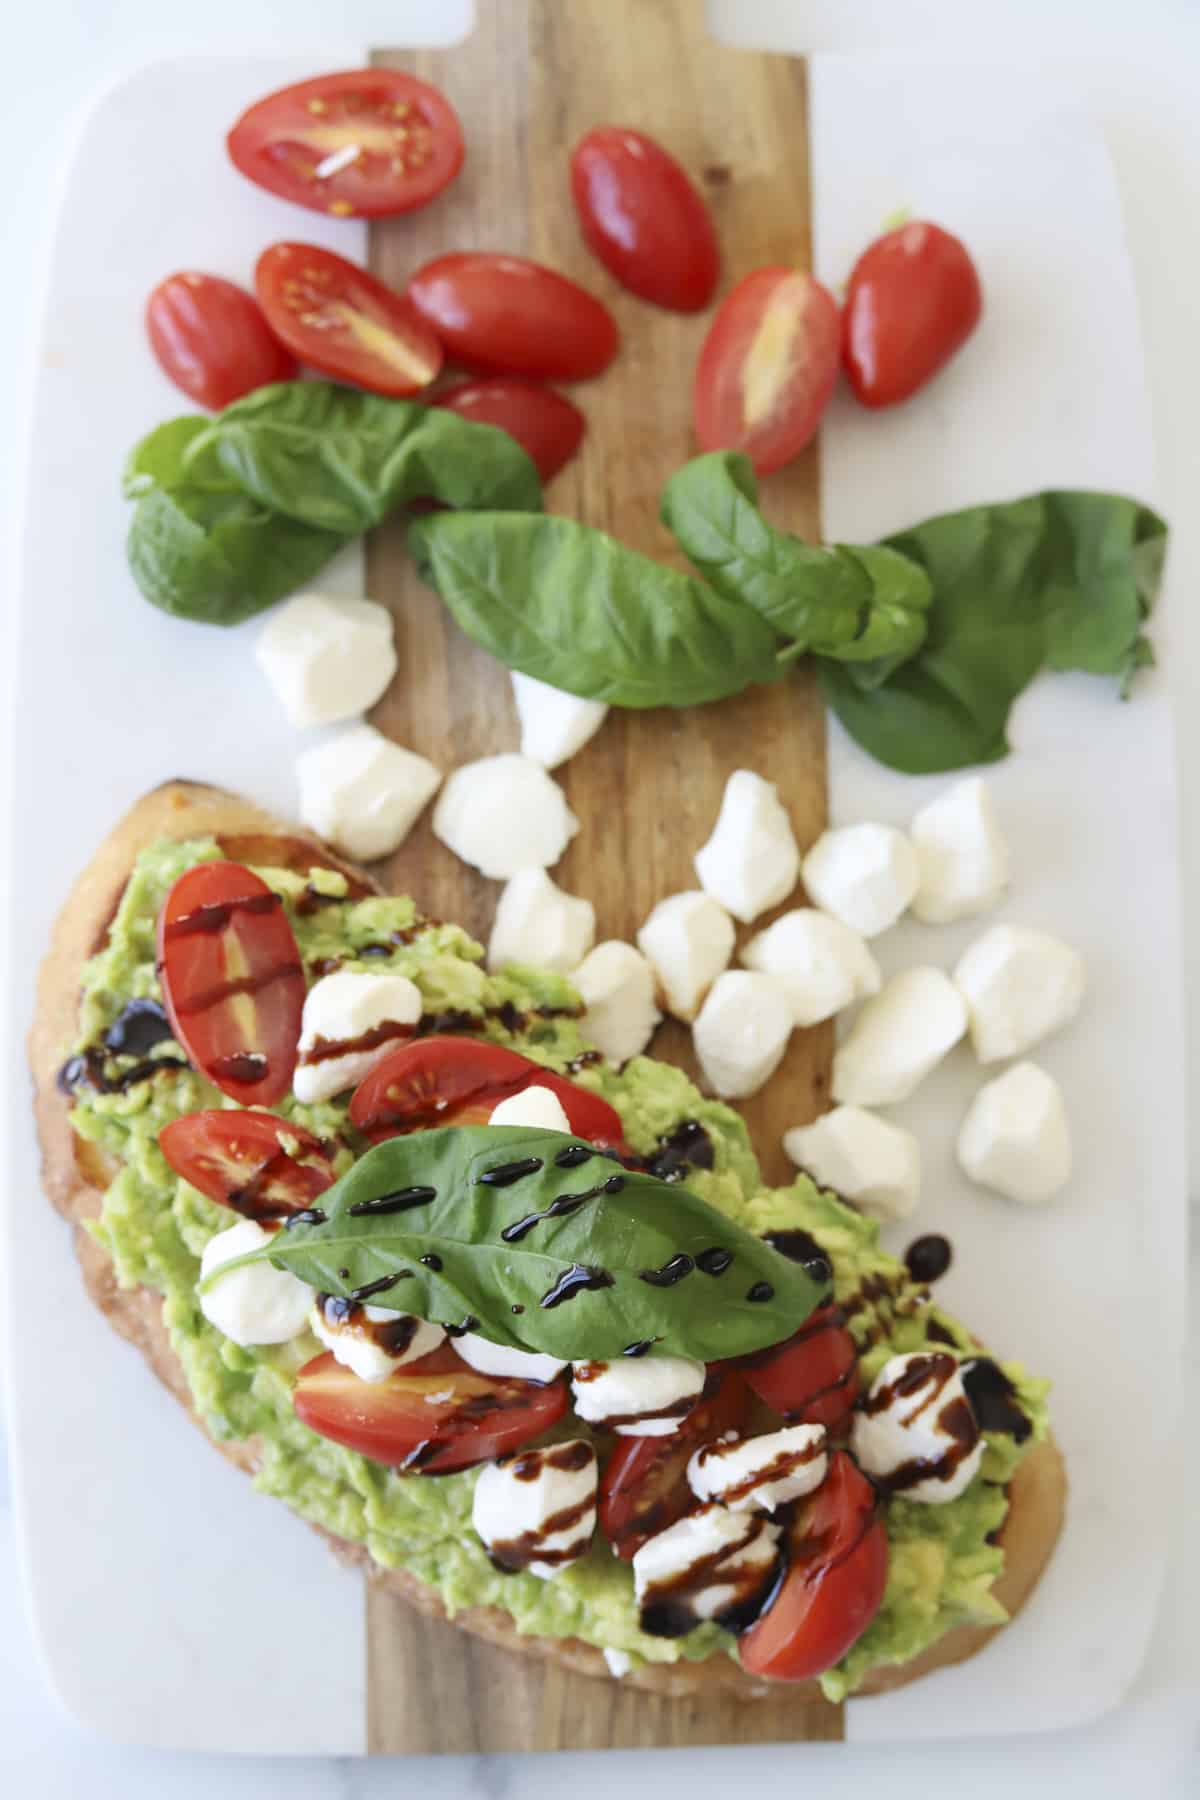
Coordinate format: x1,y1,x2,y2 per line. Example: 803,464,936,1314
365,0,838,1750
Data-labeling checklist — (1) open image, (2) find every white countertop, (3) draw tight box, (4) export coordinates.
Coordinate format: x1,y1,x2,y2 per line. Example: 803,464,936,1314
1,1,1196,1792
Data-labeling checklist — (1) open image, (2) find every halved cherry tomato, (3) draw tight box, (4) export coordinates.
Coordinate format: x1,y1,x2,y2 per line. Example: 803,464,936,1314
348,1036,628,1149
145,272,296,409
293,1347,567,1472
406,253,619,381
843,221,982,409
434,378,584,483
158,1110,335,1221
692,267,840,474
742,1306,861,1434
157,861,306,1107
227,69,464,219
739,1451,887,1681
570,127,719,312
599,1374,747,1560
256,243,442,397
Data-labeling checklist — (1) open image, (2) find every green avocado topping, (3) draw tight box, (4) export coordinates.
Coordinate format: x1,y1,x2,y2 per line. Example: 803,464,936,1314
65,837,1049,1697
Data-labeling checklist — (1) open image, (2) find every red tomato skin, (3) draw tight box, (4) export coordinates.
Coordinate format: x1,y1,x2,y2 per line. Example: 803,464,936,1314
742,1306,862,1435
158,1110,335,1219
256,243,443,398
599,1375,747,1560
692,266,841,474
227,69,464,219
570,127,719,312
843,221,982,408
348,1036,627,1150
406,254,619,381
292,1350,568,1472
156,861,306,1107
738,1451,888,1682
145,272,296,409
434,378,585,483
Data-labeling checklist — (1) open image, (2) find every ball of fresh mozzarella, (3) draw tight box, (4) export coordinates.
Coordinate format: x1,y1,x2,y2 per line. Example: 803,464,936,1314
472,1440,598,1579
293,970,422,1104
297,723,441,861
688,1424,828,1512
741,908,881,1028
956,1061,1072,1204
489,869,595,973
801,823,919,938
693,971,793,1099
511,671,608,770
953,924,1085,1063
832,967,967,1106
571,1355,706,1435
454,1332,567,1384
783,1105,920,1221
636,891,735,1023
310,1300,445,1382
199,1220,312,1347
910,777,1009,925
572,941,661,1065
488,1085,572,1131
851,1351,984,1504
433,754,578,879
256,592,397,728
693,770,801,925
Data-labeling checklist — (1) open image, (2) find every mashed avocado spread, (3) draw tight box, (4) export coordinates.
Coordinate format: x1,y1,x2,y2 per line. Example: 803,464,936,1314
66,838,1049,1701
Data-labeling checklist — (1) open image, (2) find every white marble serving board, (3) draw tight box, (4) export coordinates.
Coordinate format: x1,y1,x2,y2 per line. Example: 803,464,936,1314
3,30,1184,1754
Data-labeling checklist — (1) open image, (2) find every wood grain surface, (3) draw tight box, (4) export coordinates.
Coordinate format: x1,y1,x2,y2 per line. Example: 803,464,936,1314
364,0,839,1750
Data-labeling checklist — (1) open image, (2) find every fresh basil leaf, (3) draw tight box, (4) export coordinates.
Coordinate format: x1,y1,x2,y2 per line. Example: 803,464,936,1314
194,381,543,536
408,509,783,707
126,480,348,626
248,1125,827,1361
660,451,933,667
123,416,221,499
820,489,1168,774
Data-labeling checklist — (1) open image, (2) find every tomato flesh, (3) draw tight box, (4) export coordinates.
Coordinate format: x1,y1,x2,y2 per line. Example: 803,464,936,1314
599,1374,747,1560
227,69,464,219
742,1306,862,1434
739,1451,887,1680
256,242,443,397
145,272,296,409
843,220,982,409
293,1348,568,1472
158,1110,334,1221
348,1036,627,1149
434,378,584,484
157,860,306,1107
693,266,840,475
406,253,619,381
570,127,719,312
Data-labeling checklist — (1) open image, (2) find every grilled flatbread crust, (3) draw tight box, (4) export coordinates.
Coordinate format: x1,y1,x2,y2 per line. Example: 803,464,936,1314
31,781,1066,1703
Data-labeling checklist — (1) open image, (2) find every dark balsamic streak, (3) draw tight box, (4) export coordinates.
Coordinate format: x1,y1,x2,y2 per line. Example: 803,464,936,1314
419,1253,443,1272
286,1207,327,1228
479,1157,545,1188
746,1281,774,1303
348,1271,412,1302
348,1185,437,1216
639,1253,695,1288
500,1177,620,1244
554,1144,593,1169
540,1264,614,1309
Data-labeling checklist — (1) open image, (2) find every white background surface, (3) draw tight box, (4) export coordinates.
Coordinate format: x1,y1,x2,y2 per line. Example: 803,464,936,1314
0,1,1196,1795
